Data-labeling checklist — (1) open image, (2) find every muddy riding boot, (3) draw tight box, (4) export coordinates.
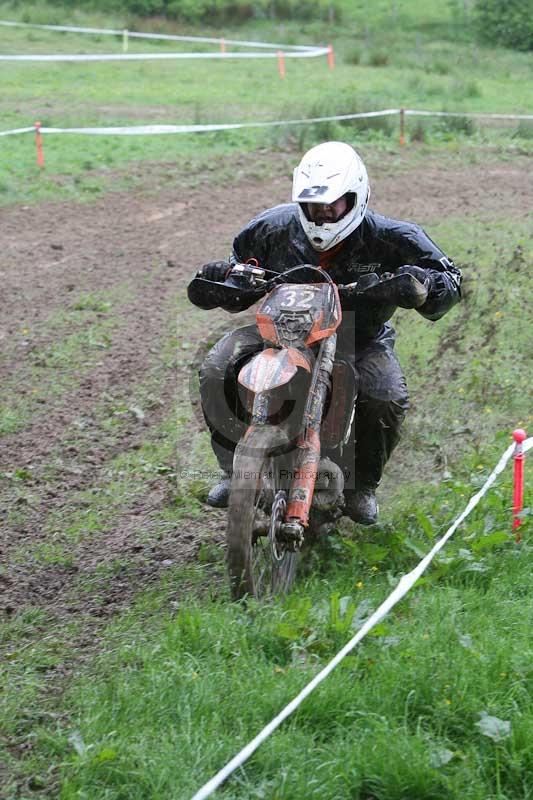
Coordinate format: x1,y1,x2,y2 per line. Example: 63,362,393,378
344,486,379,526
206,473,231,508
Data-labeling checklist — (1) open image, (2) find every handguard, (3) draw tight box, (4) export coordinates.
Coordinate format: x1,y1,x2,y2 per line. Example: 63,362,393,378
359,272,428,309
187,273,267,312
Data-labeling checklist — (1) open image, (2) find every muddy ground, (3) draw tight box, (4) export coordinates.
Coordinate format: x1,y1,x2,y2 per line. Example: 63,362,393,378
1,150,531,629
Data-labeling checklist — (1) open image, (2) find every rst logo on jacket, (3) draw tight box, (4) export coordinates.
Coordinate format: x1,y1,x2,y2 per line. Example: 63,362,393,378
348,262,381,274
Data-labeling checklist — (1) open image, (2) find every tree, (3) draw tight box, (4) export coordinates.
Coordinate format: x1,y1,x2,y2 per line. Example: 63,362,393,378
475,0,533,51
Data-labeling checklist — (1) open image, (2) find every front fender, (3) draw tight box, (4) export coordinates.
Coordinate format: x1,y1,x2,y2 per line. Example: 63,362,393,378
238,347,311,392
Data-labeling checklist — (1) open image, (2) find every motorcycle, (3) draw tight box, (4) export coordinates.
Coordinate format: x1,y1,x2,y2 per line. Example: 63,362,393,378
190,263,428,600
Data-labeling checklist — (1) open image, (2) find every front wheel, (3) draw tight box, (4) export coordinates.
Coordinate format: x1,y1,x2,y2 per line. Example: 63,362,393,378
227,426,298,601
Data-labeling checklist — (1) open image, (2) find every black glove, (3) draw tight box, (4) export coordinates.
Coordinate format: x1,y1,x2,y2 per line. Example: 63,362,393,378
388,265,429,308
198,261,231,282
342,268,429,309
396,264,430,286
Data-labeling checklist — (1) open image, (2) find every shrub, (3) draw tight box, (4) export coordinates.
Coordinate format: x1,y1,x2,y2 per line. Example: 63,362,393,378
474,0,533,51
36,0,342,24
429,59,450,75
513,120,533,140
346,47,361,65
350,113,394,136
21,5,65,25
452,78,482,99
437,113,475,137
410,121,427,142
366,49,390,67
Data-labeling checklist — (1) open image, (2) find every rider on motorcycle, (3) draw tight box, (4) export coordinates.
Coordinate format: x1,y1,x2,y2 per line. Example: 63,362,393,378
188,141,462,525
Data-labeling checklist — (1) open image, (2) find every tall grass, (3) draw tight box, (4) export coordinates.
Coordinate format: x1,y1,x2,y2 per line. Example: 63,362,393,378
37,457,533,799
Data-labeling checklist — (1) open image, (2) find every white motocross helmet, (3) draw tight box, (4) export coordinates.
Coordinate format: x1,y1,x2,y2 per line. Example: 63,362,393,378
292,141,370,252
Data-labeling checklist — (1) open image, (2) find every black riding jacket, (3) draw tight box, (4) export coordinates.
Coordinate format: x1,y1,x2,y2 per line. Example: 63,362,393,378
190,203,462,343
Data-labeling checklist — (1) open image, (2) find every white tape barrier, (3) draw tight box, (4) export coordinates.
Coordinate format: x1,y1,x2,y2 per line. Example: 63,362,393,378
0,109,400,137
1,108,531,138
0,49,329,62
0,126,35,136
191,437,533,800
0,19,326,60
0,19,319,51
405,109,533,121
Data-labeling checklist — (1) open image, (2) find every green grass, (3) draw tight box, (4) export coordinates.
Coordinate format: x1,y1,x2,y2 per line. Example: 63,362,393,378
393,216,533,477
3,453,531,799
0,0,532,206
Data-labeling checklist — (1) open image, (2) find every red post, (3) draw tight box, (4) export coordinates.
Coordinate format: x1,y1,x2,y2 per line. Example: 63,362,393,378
277,50,286,79
35,121,44,168
220,38,226,54
327,44,335,70
512,428,527,541
399,108,406,146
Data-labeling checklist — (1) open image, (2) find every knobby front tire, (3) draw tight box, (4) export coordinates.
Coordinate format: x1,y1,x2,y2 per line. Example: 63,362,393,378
226,426,298,601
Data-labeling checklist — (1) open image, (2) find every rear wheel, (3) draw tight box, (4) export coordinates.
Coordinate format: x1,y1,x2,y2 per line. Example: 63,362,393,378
227,426,298,601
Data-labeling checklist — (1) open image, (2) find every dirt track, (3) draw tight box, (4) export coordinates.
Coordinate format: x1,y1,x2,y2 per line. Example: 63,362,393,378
1,150,531,624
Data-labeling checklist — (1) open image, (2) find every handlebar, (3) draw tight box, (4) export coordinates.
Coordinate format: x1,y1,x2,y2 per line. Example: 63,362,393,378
226,262,370,293
194,262,428,309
